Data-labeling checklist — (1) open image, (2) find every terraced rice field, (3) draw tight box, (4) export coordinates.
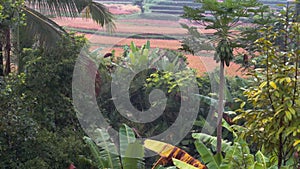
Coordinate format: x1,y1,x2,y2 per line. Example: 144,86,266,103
52,4,245,76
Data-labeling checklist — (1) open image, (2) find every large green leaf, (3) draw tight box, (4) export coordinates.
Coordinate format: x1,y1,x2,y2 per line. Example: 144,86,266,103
119,124,136,156
195,140,220,169
83,136,107,169
172,158,199,169
220,140,254,169
192,133,232,152
155,166,177,169
94,128,121,169
119,124,144,169
219,142,240,169
122,141,145,169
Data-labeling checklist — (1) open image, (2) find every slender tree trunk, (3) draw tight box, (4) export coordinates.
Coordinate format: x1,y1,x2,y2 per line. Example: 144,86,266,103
296,0,300,21
217,61,225,153
0,42,3,76
4,28,11,75
277,118,284,169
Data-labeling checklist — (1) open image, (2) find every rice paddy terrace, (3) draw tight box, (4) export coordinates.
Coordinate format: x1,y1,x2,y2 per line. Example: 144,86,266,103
54,0,294,76
95,0,290,15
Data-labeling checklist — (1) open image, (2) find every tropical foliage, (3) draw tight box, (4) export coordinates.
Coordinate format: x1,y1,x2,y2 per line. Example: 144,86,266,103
84,124,145,169
181,0,264,153
0,34,99,168
1,0,300,168
234,4,300,168
144,139,206,169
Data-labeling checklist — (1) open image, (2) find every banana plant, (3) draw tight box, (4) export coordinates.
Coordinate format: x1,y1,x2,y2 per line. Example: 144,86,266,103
163,132,285,169
84,124,144,169
148,119,294,169
143,139,207,169
191,126,295,169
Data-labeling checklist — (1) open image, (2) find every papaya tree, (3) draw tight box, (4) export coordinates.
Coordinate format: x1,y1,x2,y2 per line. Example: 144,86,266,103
181,0,262,153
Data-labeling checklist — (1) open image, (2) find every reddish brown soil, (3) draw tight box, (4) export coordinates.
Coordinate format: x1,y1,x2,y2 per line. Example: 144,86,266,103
53,16,245,77
104,4,140,15
53,17,216,35
86,34,181,49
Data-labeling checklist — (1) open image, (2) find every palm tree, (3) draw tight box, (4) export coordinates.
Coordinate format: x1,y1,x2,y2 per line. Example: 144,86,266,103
0,0,114,75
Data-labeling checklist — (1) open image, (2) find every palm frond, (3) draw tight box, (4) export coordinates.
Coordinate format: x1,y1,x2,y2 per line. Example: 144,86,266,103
26,0,84,17
26,0,114,31
23,6,66,48
82,1,115,32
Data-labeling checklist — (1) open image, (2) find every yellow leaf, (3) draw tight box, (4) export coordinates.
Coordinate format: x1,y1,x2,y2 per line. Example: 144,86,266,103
293,140,300,147
144,139,206,169
269,81,277,89
259,81,267,88
240,102,246,109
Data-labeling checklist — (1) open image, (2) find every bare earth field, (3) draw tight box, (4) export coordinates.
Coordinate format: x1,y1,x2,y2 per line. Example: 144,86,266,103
52,6,244,76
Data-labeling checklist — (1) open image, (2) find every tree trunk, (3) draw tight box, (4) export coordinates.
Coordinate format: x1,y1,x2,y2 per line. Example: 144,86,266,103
217,61,225,153
296,0,300,21
4,28,11,75
0,42,3,76
277,119,284,169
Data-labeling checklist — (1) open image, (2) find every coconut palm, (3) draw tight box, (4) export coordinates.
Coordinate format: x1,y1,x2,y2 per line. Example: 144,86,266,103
0,0,114,75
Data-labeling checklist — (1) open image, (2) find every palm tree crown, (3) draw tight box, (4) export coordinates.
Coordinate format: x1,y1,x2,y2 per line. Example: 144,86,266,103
0,0,114,75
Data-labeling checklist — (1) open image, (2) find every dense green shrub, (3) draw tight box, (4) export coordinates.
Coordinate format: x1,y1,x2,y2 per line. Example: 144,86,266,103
0,34,97,168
